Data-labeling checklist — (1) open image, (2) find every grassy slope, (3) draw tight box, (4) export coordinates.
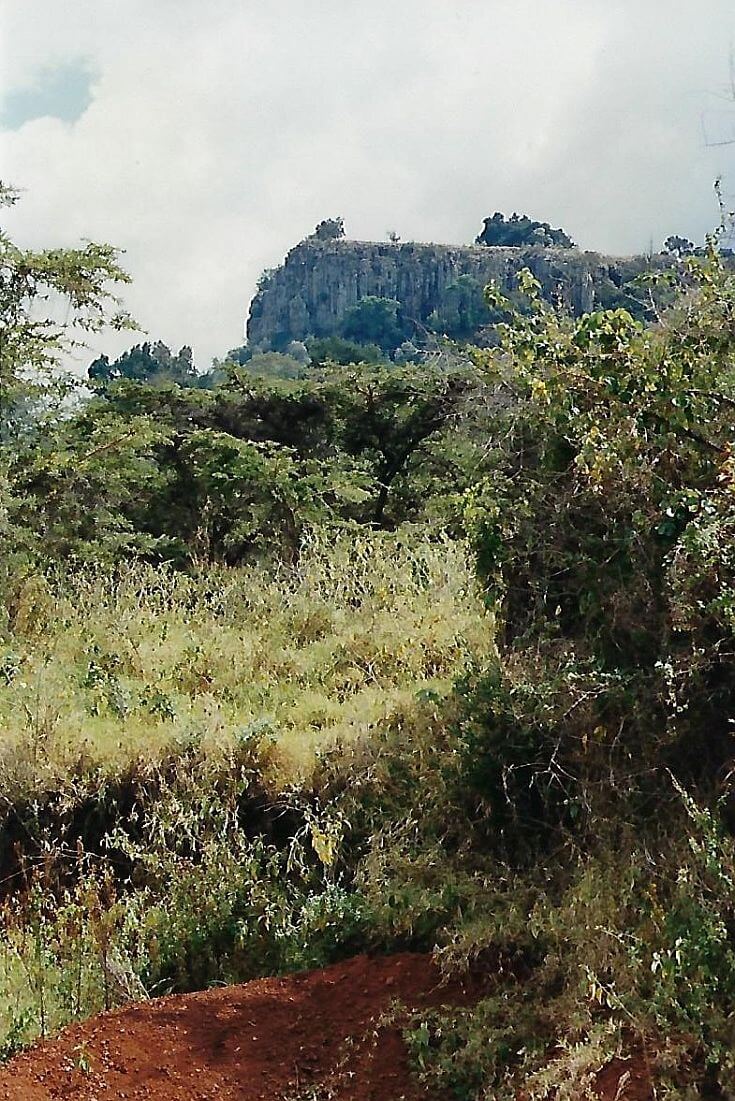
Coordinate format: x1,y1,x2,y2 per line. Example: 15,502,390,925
0,529,492,794
0,530,494,1056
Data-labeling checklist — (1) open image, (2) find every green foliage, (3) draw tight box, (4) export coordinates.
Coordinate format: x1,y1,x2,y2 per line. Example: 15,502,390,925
306,335,382,366
663,234,696,256
320,360,475,525
340,296,406,353
426,275,495,339
391,799,735,1098
310,217,345,242
162,430,337,562
0,192,487,570
462,255,735,807
236,350,307,380
66,357,479,544
7,187,735,1097
475,211,575,249
0,183,135,438
88,341,207,388
384,248,735,1096
0,186,145,578
6,410,171,565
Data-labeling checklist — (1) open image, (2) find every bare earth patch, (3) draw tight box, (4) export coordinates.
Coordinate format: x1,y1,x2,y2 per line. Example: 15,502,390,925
0,953,652,1100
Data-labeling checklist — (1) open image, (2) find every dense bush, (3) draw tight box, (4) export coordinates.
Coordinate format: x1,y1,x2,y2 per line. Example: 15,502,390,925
339,295,407,352
5,184,735,1096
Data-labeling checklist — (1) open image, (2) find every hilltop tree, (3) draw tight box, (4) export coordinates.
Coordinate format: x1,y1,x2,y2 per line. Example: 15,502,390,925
476,211,575,249
311,217,345,241
663,234,696,256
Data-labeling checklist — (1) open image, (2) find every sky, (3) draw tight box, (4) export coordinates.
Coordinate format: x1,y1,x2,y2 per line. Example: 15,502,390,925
2,0,735,370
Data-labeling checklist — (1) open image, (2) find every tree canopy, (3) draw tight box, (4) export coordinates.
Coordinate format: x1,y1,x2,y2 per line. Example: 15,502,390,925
89,341,203,387
0,182,135,437
339,295,406,352
475,210,575,248
310,217,345,241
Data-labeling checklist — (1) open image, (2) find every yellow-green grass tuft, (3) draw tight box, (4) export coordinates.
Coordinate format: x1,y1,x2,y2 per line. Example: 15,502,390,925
0,528,493,793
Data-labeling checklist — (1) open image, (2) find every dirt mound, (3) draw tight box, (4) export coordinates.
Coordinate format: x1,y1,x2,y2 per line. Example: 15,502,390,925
0,952,652,1100
0,954,479,1101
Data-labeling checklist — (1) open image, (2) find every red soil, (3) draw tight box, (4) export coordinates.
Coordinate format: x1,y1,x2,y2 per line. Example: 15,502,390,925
0,953,652,1101
595,1055,655,1101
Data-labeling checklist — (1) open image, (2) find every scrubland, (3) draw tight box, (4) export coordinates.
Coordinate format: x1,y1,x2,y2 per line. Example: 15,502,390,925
5,189,735,1094
0,530,493,1057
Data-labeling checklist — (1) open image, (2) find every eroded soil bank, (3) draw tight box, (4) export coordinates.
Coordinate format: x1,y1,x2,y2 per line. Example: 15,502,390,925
0,953,651,1101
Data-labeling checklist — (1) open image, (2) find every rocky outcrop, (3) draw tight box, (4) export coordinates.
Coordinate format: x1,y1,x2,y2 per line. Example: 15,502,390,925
246,237,648,350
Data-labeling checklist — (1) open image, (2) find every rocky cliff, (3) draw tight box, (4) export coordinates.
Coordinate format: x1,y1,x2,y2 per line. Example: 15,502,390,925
246,237,647,350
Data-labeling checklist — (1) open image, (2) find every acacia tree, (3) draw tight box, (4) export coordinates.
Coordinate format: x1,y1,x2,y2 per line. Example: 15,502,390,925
0,183,136,437
311,217,345,241
0,185,161,570
325,361,473,525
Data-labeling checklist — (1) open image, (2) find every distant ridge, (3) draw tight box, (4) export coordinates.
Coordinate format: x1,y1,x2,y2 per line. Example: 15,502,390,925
246,235,653,351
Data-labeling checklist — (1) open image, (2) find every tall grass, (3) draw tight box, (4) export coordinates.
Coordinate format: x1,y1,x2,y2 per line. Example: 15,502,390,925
0,528,494,1056
0,527,493,795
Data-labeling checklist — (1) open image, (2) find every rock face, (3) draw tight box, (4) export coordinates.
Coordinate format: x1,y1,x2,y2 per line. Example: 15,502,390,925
246,237,647,351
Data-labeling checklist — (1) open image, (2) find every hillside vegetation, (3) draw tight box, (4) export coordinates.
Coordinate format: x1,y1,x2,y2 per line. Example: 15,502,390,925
3,182,735,1096
0,532,488,789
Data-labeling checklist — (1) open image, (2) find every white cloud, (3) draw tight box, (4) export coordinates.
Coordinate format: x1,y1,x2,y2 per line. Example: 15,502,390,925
2,0,734,368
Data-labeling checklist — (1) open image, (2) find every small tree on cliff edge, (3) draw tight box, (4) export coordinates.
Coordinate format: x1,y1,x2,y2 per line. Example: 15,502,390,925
311,217,345,241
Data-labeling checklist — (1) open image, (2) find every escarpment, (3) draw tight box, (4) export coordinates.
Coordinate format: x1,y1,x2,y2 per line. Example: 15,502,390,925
246,237,650,350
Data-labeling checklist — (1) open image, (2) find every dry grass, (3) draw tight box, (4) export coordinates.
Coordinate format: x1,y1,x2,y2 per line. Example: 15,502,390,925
0,528,493,792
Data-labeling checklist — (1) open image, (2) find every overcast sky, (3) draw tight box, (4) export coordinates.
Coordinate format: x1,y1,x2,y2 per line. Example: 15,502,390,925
2,0,735,368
